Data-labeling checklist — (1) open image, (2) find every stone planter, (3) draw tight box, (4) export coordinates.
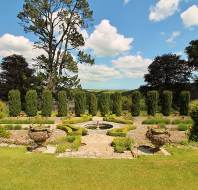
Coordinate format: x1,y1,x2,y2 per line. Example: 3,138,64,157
27,126,52,151
146,126,170,151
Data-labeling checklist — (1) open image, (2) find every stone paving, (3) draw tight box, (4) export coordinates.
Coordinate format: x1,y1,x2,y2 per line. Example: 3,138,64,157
58,133,133,159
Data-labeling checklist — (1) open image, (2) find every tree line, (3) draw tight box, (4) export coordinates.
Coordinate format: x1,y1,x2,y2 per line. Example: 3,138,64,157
7,89,190,117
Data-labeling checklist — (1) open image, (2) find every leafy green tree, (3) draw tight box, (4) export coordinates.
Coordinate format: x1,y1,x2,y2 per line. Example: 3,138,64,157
18,0,94,91
179,91,190,116
0,55,35,100
42,90,53,117
25,90,38,117
111,93,122,116
185,40,198,70
58,91,68,117
131,91,141,116
8,90,21,117
144,54,191,91
146,91,159,116
75,91,86,117
88,93,97,116
162,91,172,116
99,93,110,117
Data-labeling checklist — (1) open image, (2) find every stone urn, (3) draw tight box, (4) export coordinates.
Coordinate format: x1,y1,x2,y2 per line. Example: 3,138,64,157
27,126,52,151
146,126,170,152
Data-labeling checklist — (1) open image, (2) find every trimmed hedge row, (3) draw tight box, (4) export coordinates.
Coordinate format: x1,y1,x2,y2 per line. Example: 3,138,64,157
88,93,97,116
25,90,37,117
8,90,21,117
107,125,136,137
6,89,191,117
74,91,86,117
112,92,122,116
189,104,198,141
99,93,110,116
146,91,159,116
58,91,68,117
162,91,172,116
131,91,141,117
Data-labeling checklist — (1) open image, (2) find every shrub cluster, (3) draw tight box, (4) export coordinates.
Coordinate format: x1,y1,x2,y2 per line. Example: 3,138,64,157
162,90,172,116
8,90,21,117
88,93,97,116
0,127,10,138
146,91,159,116
25,90,37,117
42,90,53,117
131,91,141,116
99,93,110,116
63,115,92,124
189,104,198,141
179,91,190,116
178,124,190,131
0,117,54,124
57,124,88,136
107,125,136,137
171,118,192,125
0,101,8,119
111,92,122,116
1,124,22,130
74,91,86,117
58,91,68,117
111,137,133,153
104,114,133,124
142,117,170,125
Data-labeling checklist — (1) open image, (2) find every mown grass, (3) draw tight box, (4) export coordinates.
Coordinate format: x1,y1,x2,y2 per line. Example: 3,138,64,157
0,147,198,190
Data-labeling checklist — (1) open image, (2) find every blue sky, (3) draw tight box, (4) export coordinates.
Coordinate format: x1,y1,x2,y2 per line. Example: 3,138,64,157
0,0,197,89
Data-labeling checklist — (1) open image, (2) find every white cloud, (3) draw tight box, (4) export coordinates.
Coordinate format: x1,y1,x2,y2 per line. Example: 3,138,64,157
78,54,153,82
181,5,198,27
78,64,121,82
149,0,182,22
0,33,41,64
166,31,181,44
123,0,130,5
112,55,152,78
86,19,133,56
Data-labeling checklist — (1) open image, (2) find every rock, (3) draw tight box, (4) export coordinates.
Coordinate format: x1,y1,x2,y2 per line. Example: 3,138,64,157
43,146,56,154
0,143,8,147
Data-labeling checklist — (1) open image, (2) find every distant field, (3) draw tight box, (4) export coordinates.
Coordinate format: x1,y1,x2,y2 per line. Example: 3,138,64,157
0,147,198,190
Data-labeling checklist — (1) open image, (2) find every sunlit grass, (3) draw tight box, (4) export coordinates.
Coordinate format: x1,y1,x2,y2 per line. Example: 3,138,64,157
0,146,198,190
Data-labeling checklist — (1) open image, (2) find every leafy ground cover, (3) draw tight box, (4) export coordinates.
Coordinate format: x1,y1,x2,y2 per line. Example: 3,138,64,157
104,115,133,124
0,117,54,124
0,147,198,190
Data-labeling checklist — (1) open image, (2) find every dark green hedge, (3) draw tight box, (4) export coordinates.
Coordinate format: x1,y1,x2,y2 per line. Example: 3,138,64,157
25,90,37,117
58,91,68,117
74,91,86,117
88,93,97,116
179,91,190,116
162,90,172,116
131,91,141,116
189,105,198,141
8,90,21,117
99,93,110,116
41,89,53,117
112,92,122,116
146,91,159,116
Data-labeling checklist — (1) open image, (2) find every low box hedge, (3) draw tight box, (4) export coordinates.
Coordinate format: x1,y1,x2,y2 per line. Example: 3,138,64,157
104,115,133,124
111,137,133,153
142,117,170,125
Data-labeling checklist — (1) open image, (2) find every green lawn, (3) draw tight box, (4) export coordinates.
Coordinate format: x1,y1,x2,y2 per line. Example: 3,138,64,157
0,147,198,190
